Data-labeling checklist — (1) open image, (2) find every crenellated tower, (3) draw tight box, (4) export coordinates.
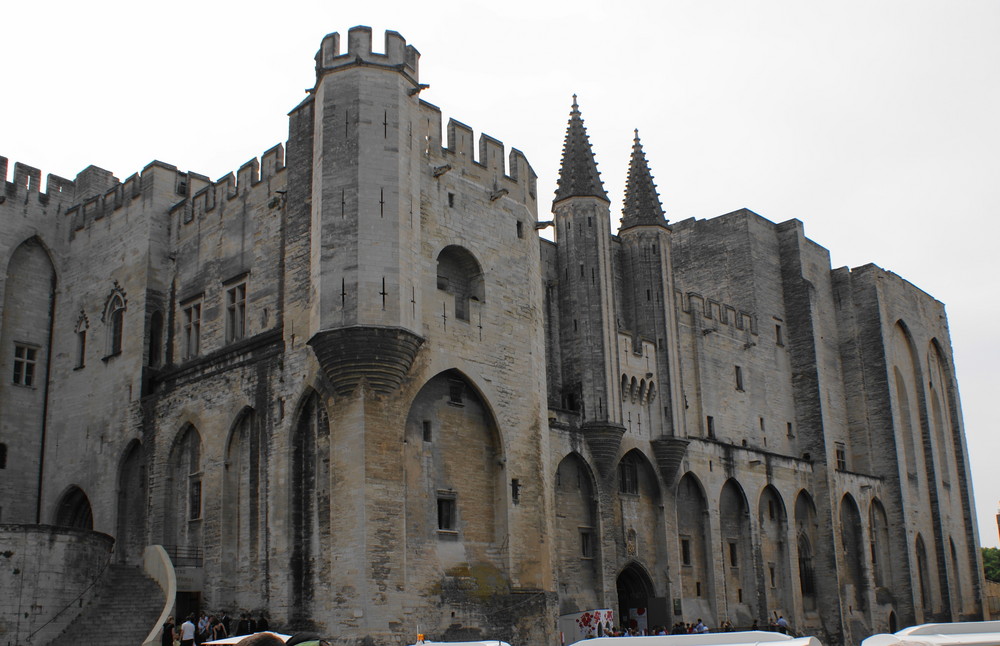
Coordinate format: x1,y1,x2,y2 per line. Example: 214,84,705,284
553,97,625,476
617,130,688,482
300,27,425,396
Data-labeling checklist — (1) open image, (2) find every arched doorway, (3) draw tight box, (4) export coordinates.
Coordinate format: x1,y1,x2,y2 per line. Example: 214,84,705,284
55,486,94,529
617,563,654,633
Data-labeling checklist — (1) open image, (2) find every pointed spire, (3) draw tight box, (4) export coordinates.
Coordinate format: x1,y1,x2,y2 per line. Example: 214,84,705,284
554,95,609,204
620,129,666,230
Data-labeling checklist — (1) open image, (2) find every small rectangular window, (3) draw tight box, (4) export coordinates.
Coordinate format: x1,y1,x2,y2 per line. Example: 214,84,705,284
422,420,432,442
437,495,456,531
706,416,715,438
729,542,738,567
516,221,524,239
619,458,639,494
12,344,38,386
775,324,784,346
75,329,87,369
836,442,847,471
769,564,776,587
0,443,7,469
696,581,701,597
787,422,794,438
448,380,464,405
447,192,455,208
735,365,744,391
226,280,248,343
681,538,691,565
580,529,594,558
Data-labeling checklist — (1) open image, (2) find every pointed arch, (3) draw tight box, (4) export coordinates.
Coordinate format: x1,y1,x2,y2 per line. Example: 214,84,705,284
795,489,819,611
891,321,924,483
616,561,656,632
164,424,203,558
55,485,93,530
554,452,601,614
758,485,791,617
869,498,892,589
290,388,331,623
0,236,56,523
222,406,265,607
102,281,127,357
915,533,933,619
720,478,755,624
840,493,867,612
676,472,712,616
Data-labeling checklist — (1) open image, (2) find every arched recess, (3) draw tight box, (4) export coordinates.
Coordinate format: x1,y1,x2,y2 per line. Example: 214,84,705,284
915,534,936,620
0,237,56,523
164,425,203,557
436,245,484,322
55,485,93,530
891,322,924,484
617,561,656,633
222,408,265,607
117,439,147,564
795,490,820,612
869,499,893,590
758,485,791,618
927,342,955,491
840,494,867,613
554,453,601,614
720,478,755,624
676,473,712,619
290,389,331,624
403,370,507,574
615,450,666,588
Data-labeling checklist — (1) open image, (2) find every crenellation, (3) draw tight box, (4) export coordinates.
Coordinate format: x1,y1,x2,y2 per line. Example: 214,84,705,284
14,161,41,192
238,158,260,192
261,143,285,179
446,118,474,161
316,27,419,82
677,289,758,335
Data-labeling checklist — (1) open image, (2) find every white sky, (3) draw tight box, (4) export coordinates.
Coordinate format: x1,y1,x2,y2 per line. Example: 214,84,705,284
3,1,999,546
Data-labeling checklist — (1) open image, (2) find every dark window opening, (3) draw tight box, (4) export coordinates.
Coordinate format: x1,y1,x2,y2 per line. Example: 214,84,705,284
0,443,6,469
580,529,593,558
13,344,38,386
738,588,743,603
696,581,702,597
516,221,524,238
188,479,202,521
776,324,784,346
706,416,715,438
729,542,738,567
735,365,744,391
422,420,432,442
787,422,794,438
769,565,776,587
836,443,847,471
448,193,455,207
226,281,248,343
681,538,691,565
619,457,639,494
448,380,464,405
437,496,456,531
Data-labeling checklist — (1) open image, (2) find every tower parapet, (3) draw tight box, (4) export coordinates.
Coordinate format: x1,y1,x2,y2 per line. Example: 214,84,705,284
0,156,76,207
315,27,419,84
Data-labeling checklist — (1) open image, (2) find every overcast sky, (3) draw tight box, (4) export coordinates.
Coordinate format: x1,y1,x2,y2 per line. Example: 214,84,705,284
3,1,999,547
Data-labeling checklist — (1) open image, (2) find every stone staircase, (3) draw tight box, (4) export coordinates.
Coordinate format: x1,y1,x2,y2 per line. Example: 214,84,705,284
48,563,165,646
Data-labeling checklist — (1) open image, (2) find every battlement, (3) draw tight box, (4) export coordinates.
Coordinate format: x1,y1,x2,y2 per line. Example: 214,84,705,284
171,144,286,227
315,26,419,83
675,288,758,336
418,101,537,202
1,156,77,205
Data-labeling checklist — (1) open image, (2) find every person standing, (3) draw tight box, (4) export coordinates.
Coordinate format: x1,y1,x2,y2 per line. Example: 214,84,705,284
777,616,789,635
161,615,176,646
180,615,197,646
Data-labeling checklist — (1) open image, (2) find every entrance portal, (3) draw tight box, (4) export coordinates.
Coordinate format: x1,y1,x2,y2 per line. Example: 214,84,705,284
617,563,655,633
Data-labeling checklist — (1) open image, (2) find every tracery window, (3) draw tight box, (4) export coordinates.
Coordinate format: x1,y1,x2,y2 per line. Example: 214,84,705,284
102,282,127,358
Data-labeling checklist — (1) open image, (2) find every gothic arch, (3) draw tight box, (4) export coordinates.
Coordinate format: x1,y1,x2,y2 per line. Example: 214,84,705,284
554,452,601,614
164,424,203,557
795,489,820,611
102,281,127,357
116,439,147,563
840,493,867,613
915,533,935,620
616,561,656,632
720,478,755,624
54,485,93,530
222,407,265,607
869,498,892,589
758,485,791,618
676,472,712,617
891,321,924,483
290,388,331,623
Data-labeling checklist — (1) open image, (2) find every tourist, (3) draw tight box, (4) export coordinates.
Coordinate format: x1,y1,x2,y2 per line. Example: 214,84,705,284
161,615,176,646
179,615,197,646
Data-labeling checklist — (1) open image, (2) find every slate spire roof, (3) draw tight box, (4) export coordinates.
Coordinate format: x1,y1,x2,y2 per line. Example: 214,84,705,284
554,95,609,204
620,129,667,230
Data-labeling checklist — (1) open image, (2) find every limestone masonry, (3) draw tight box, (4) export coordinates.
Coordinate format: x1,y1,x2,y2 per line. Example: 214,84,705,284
0,26,983,646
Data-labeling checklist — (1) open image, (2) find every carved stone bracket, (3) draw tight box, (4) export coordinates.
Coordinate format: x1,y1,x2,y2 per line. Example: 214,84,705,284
650,436,691,485
582,422,626,477
308,326,424,397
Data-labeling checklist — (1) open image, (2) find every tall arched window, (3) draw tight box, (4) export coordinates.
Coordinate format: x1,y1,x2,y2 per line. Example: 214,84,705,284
436,246,484,322
75,312,89,369
103,283,127,357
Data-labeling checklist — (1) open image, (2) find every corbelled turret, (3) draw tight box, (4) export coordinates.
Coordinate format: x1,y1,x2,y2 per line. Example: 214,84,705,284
553,96,608,205
620,129,667,230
